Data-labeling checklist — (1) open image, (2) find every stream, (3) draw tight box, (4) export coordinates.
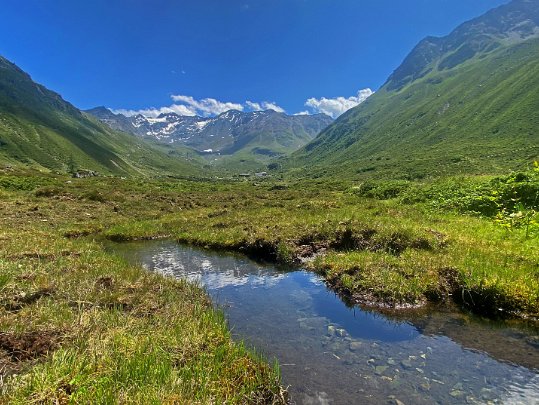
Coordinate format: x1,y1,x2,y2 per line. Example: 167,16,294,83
107,240,539,405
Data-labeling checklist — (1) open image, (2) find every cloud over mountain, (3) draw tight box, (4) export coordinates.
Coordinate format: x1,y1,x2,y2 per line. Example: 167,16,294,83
171,95,244,116
115,95,286,118
246,101,285,113
112,89,373,119
113,95,244,117
305,88,374,118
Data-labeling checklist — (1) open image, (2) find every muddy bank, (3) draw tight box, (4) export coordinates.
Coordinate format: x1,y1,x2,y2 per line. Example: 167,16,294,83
117,231,539,322
0,330,64,378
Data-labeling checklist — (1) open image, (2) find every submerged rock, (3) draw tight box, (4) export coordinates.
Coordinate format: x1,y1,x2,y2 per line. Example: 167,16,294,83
452,382,463,390
349,341,363,352
298,316,327,331
336,328,347,337
401,359,413,369
375,365,389,375
450,389,465,398
419,381,430,392
327,325,336,336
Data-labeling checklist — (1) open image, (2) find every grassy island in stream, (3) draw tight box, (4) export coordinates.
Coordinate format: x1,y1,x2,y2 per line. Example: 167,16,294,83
0,166,538,401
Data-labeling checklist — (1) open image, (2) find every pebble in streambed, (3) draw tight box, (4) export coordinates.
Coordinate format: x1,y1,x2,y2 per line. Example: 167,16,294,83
310,322,498,404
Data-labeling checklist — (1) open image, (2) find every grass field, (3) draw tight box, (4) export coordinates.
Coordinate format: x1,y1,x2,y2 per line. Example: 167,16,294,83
0,171,285,403
0,166,537,401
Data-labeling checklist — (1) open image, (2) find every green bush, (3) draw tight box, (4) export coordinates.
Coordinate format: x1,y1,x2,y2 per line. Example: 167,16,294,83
0,175,60,191
399,165,539,219
352,180,411,200
81,189,107,202
34,186,64,198
0,176,41,191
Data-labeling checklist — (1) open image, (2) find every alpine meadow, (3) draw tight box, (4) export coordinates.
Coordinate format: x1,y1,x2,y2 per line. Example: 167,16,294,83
0,1,538,404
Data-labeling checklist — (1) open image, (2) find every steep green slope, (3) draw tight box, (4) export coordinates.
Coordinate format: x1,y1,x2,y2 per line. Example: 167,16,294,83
290,0,539,180
208,114,332,172
0,56,202,177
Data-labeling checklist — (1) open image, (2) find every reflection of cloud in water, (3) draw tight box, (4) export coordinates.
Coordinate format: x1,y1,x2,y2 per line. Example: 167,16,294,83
114,241,539,404
186,271,286,290
302,391,331,405
304,272,324,286
145,248,286,290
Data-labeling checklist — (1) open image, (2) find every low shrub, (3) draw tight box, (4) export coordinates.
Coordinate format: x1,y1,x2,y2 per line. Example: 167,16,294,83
34,186,64,198
352,180,411,200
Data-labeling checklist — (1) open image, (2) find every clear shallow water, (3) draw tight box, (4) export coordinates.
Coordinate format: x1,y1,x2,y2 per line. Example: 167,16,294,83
108,240,539,405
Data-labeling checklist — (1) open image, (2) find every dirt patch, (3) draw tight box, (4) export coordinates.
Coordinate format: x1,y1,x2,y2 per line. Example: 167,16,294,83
64,229,93,239
410,237,432,250
95,276,114,290
3,287,55,312
438,267,463,295
239,239,280,262
0,330,63,362
100,301,133,311
7,251,80,261
15,273,36,282
424,267,464,302
106,234,171,242
293,240,329,264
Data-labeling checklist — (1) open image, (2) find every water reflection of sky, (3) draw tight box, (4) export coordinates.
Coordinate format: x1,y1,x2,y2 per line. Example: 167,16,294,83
110,240,539,405
312,287,419,342
143,248,287,290
144,245,419,342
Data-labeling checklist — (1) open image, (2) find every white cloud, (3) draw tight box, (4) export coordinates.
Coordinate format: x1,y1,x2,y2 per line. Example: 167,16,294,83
115,95,288,118
305,88,374,118
261,102,285,113
113,104,197,118
113,95,244,118
246,100,285,113
246,101,262,111
171,95,244,116
113,90,372,119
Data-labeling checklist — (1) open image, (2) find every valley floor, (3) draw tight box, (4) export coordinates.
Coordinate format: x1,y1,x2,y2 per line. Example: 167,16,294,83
0,168,537,402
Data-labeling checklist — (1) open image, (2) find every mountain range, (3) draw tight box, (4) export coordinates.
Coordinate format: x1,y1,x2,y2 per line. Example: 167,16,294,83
289,0,539,179
86,107,332,169
0,56,202,176
1,0,537,179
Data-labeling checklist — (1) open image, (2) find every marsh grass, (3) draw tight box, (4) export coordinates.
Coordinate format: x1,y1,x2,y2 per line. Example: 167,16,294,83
0,168,538,401
0,180,285,403
2,171,538,318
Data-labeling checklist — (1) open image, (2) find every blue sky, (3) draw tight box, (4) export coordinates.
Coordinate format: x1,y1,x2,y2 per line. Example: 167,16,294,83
1,0,508,118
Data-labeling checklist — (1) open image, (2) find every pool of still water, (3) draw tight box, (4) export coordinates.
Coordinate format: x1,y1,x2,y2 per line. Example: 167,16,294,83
108,240,539,405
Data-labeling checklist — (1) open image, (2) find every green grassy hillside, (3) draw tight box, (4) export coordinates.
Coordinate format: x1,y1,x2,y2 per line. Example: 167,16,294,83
0,56,203,177
210,126,321,172
289,1,539,180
